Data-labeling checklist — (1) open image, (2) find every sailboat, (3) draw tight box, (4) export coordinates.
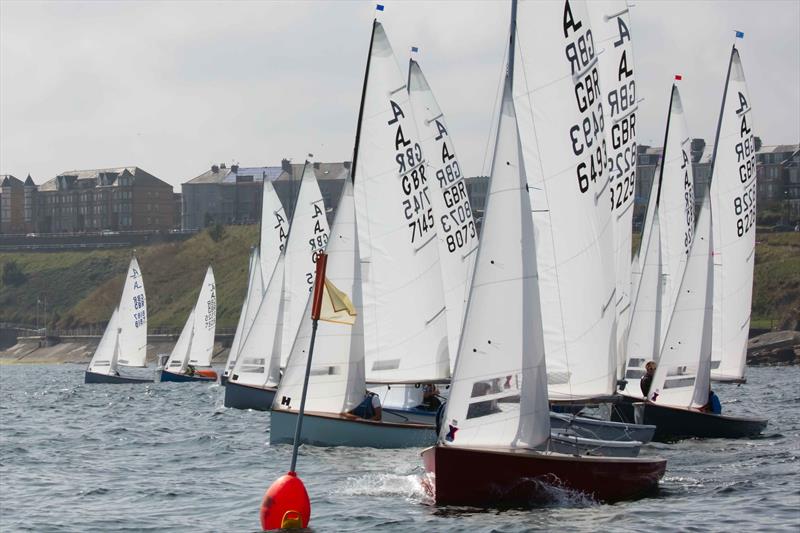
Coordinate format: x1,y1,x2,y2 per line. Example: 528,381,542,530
225,161,330,409
222,179,288,385
422,1,665,505
160,266,218,382
636,196,766,440
271,180,435,448
85,257,152,384
709,43,757,383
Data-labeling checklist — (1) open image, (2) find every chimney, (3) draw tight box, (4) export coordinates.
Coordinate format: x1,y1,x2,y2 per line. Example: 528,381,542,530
211,164,219,173
281,158,292,173
343,161,351,170
220,163,226,169
313,162,320,169
231,164,239,173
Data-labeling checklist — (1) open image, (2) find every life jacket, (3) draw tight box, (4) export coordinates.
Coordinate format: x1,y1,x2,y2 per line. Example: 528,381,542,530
351,393,377,419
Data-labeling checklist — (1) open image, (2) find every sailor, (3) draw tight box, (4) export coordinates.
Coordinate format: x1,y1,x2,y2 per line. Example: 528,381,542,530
640,361,656,396
702,390,722,415
418,383,441,411
348,390,382,421
186,364,196,377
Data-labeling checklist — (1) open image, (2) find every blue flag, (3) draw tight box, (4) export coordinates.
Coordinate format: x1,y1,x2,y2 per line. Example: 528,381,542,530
376,4,384,11
411,46,419,53
735,30,744,38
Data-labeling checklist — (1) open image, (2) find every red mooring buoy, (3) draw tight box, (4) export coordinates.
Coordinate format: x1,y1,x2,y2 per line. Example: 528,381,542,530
259,471,310,530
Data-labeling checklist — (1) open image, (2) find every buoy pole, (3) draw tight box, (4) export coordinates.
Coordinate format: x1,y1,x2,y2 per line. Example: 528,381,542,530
259,252,327,531
289,252,328,472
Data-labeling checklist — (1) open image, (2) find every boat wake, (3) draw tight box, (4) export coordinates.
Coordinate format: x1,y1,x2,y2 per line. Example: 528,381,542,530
338,473,431,504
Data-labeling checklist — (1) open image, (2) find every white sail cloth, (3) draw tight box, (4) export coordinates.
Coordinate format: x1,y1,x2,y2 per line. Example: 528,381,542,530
165,267,216,371
87,308,121,375
165,308,195,373
408,58,479,369
514,0,617,400
280,162,330,364
710,47,756,382
441,77,550,450
224,248,264,376
117,257,147,367
260,179,290,280
586,0,638,380
274,180,365,414
648,197,713,409
353,22,449,384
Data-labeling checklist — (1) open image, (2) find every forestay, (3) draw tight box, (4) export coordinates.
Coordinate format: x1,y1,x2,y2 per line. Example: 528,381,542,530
408,58,478,368
648,197,713,409
353,22,449,384
225,248,264,376
441,78,550,450
280,162,330,363
87,308,121,375
230,256,286,388
187,267,217,367
586,0,638,380
117,257,147,367
709,46,756,382
260,179,290,281
274,180,365,414
514,0,617,400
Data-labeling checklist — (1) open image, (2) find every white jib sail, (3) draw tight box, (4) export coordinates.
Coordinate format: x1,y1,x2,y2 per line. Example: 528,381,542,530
225,248,264,375
514,0,617,400
280,162,330,364
117,257,147,367
274,180,365,414
441,78,550,450
260,179,289,281
230,256,286,388
353,22,449,384
710,47,756,382
165,308,195,373
408,58,479,369
587,0,638,381
87,307,121,375
648,196,713,409
631,164,660,309
623,211,663,398
187,266,216,367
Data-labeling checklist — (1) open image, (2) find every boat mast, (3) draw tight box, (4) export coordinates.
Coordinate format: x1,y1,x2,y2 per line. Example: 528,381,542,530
349,19,378,183
707,44,737,190
508,0,517,84
654,85,676,206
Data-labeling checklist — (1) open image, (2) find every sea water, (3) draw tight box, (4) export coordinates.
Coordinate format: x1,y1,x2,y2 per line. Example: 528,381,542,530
0,364,798,532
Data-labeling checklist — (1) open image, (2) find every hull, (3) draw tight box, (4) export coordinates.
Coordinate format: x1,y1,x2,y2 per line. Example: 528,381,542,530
547,433,641,458
84,371,152,384
159,370,216,383
224,381,277,411
550,413,655,443
643,403,768,441
383,407,438,425
219,373,229,386
421,445,666,506
270,410,436,448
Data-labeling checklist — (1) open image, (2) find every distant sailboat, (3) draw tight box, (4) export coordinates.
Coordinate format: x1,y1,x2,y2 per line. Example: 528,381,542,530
85,257,152,384
422,1,665,504
160,266,218,382
222,248,264,384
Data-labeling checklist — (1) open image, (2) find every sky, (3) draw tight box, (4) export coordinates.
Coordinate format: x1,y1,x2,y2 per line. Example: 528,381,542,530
1,0,798,189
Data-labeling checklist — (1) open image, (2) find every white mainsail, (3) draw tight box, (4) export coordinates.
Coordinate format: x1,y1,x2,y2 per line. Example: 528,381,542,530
408,58,479,368
709,46,756,382
587,0,638,380
631,164,660,307
648,197,713,409
514,0,617,400
224,248,264,376
165,308,195,373
187,266,217,367
353,22,449,384
441,76,550,449
87,308,121,375
230,256,286,388
260,179,290,281
274,180,365,414
280,162,330,364
117,257,147,367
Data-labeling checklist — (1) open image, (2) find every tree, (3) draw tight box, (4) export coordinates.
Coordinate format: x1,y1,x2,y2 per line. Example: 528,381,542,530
208,222,225,243
1,260,27,287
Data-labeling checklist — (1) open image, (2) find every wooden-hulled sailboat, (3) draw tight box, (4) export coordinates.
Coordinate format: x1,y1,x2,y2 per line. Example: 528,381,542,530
270,180,435,448
85,257,152,384
225,161,330,409
160,266,218,382
222,180,288,385
637,196,766,440
422,5,665,502
709,43,757,384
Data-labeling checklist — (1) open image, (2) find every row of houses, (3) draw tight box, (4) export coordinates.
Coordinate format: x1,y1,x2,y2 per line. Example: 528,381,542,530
2,140,798,235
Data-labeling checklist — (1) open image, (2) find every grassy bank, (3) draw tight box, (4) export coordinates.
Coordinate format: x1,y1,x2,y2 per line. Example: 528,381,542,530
1,227,798,331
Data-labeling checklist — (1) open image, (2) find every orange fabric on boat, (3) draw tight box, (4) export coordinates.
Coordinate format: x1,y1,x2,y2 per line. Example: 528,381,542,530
195,369,218,379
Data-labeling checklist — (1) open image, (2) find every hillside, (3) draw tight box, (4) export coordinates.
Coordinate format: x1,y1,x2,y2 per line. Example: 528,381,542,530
1,228,798,332
0,225,258,330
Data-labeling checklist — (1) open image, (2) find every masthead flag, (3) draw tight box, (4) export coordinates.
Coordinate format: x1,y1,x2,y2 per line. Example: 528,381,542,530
735,30,744,38
376,4,384,11
411,46,419,53
674,75,682,81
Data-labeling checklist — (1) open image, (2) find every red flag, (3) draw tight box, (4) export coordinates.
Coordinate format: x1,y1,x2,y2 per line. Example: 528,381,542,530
674,75,682,80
